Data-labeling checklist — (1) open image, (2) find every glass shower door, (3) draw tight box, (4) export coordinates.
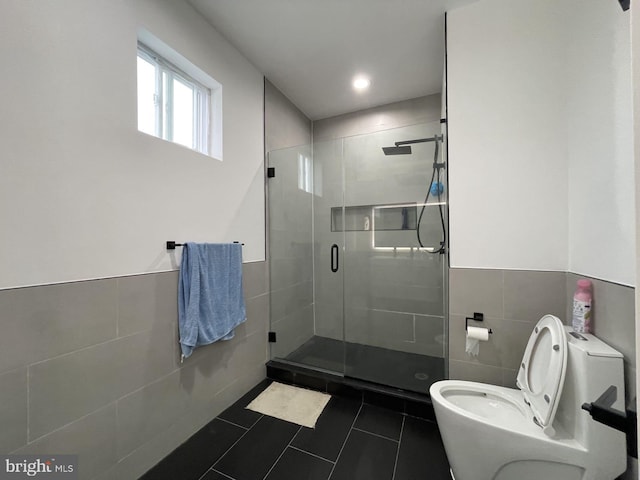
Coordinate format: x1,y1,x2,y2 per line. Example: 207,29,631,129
341,124,447,393
307,138,345,373
267,124,447,393
267,144,316,363
268,140,345,374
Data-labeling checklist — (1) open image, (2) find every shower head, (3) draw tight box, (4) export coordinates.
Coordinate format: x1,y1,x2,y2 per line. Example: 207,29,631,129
382,135,442,156
382,145,412,155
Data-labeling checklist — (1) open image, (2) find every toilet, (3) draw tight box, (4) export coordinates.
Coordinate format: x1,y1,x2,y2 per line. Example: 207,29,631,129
430,314,627,480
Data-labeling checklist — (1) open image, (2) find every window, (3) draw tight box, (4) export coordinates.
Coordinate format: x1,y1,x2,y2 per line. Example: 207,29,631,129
136,38,222,158
298,153,312,193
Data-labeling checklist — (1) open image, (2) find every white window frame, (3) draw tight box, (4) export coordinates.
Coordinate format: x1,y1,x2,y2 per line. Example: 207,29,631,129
136,31,223,160
138,43,211,155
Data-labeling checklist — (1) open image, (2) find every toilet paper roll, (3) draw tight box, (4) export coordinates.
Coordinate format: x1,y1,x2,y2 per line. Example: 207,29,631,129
467,326,490,341
465,326,490,357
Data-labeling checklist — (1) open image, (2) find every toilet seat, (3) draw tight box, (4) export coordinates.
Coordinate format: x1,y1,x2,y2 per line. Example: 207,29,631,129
432,382,531,429
516,315,567,436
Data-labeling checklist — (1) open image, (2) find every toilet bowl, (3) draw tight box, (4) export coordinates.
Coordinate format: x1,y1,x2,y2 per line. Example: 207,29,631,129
430,315,627,480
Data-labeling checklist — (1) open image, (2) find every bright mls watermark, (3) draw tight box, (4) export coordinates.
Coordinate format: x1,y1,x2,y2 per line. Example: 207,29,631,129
0,456,77,479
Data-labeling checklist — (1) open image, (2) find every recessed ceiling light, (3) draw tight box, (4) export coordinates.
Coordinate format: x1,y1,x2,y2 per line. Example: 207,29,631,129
353,76,371,91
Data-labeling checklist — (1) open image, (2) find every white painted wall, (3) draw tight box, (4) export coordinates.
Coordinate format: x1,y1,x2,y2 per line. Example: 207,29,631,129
566,1,634,287
447,0,635,287
0,0,265,289
447,0,569,272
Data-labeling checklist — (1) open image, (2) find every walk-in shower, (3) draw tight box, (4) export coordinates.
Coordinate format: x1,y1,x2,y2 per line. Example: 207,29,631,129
267,123,448,396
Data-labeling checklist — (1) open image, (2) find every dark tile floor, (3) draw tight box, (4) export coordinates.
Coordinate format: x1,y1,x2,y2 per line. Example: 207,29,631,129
140,379,451,480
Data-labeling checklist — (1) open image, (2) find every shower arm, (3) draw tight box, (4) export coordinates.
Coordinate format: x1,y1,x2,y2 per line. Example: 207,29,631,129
394,135,443,147
394,136,445,169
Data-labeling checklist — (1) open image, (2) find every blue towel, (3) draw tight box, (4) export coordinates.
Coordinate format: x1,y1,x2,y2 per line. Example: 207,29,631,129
178,242,246,359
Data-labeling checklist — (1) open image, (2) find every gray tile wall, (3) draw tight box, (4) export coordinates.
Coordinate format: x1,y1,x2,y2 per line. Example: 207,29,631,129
0,262,269,480
341,249,446,357
449,268,636,407
313,94,441,141
565,273,636,404
449,268,568,387
265,78,312,153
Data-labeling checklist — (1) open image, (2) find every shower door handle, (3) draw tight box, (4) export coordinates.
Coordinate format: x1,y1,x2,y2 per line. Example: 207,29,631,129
331,244,339,272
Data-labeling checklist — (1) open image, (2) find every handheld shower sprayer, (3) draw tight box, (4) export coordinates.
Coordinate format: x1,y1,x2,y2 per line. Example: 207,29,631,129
381,135,446,254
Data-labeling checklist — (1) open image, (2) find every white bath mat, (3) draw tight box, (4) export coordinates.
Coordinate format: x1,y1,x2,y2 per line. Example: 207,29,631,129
246,382,331,428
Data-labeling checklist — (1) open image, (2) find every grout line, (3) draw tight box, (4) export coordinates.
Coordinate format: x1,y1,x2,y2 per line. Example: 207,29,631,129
327,401,364,479
19,401,117,448
418,416,439,425
27,326,166,369
245,412,265,430
261,425,303,480
26,367,30,442
215,416,250,431
289,421,303,445
196,468,212,480
288,445,336,464
115,400,119,451
115,278,120,339
351,427,399,443
391,416,406,480
412,314,416,343
208,468,236,480
501,269,505,319
209,416,259,473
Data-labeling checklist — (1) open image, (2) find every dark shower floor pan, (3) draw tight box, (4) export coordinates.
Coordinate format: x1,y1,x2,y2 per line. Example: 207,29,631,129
283,336,445,395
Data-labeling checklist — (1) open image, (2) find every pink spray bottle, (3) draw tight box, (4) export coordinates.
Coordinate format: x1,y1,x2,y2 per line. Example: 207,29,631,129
572,279,593,333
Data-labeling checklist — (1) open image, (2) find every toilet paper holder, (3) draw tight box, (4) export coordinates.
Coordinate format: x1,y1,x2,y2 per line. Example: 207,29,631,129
465,312,493,334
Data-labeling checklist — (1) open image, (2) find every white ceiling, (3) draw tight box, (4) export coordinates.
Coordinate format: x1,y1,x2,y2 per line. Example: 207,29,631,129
188,0,479,120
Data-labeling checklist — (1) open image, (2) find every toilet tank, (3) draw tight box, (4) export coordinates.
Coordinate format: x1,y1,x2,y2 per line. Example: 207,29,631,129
556,327,626,465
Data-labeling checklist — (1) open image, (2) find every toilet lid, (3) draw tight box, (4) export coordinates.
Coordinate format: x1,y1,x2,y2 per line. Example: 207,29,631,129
516,315,567,433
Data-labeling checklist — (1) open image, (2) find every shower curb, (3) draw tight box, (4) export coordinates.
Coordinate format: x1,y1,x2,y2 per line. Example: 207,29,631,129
266,360,436,421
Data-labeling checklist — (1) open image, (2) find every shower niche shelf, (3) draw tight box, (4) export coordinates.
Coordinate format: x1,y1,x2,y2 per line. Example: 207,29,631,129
331,203,417,232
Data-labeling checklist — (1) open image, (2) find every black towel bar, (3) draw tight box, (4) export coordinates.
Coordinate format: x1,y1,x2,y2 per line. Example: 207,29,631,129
166,241,244,250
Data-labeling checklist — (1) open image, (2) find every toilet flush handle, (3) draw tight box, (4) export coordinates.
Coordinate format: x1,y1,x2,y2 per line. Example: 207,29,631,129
582,385,637,458
582,386,628,432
